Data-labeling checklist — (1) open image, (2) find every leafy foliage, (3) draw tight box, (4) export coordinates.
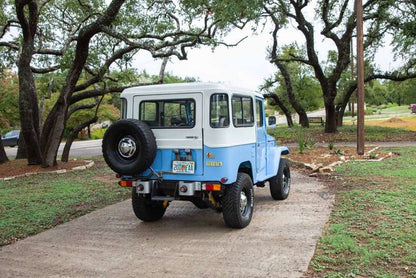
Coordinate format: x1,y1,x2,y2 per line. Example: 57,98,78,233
263,0,416,132
0,72,19,130
265,45,323,115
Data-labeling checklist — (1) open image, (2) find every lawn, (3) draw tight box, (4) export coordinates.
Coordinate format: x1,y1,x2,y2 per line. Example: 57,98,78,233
309,147,416,277
0,159,130,246
269,124,416,143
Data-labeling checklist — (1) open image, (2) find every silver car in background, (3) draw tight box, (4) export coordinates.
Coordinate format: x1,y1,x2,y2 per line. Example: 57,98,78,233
2,130,20,147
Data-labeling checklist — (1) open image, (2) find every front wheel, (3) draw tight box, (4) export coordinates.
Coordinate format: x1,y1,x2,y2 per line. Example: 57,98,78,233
222,172,254,229
269,158,291,200
132,188,166,222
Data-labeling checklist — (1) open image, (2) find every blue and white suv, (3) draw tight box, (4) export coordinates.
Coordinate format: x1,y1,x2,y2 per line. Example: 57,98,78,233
102,83,290,228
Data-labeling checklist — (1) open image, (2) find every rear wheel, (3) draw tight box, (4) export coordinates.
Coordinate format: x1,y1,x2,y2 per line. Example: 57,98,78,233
222,172,254,229
132,188,166,222
269,158,291,200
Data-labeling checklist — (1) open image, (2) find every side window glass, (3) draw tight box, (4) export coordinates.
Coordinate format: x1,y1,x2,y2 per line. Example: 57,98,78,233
242,97,254,125
121,98,127,119
256,99,263,127
210,94,229,128
140,102,157,123
232,96,254,127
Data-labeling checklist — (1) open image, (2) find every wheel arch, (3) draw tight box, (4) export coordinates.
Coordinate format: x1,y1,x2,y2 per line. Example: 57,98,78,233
238,161,253,182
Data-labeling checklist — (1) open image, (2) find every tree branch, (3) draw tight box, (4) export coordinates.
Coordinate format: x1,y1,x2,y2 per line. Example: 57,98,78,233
1,20,20,39
74,45,139,92
66,98,100,118
31,64,60,74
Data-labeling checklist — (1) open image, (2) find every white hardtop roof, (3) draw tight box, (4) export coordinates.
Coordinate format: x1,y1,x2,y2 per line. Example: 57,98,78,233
121,82,263,98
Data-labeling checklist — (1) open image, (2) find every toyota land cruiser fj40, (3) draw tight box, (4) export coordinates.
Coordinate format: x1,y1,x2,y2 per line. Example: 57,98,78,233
102,83,290,228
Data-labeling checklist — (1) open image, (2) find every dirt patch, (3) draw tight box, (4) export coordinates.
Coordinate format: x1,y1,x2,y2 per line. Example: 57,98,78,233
93,173,119,183
344,117,416,131
288,146,368,165
384,117,406,123
0,159,88,179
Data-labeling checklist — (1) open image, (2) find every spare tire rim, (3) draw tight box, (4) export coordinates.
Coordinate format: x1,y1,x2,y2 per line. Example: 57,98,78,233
118,136,137,159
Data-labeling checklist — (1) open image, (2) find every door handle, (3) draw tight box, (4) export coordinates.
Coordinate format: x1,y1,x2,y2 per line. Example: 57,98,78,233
186,136,198,139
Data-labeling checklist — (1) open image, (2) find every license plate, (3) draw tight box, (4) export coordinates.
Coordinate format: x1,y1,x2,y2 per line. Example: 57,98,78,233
172,161,195,174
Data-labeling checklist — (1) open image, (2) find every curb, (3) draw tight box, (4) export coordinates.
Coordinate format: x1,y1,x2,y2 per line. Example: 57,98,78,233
0,160,95,182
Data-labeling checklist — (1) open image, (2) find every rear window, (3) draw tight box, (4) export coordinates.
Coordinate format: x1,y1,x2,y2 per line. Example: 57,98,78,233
139,99,195,128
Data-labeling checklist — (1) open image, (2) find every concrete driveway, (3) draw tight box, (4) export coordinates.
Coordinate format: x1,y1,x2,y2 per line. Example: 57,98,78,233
0,171,333,278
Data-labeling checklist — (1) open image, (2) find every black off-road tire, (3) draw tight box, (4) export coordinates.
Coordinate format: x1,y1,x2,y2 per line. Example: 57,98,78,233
269,158,291,200
191,198,210,209
102,119,156,175
222,172,254,229
132,188,166,222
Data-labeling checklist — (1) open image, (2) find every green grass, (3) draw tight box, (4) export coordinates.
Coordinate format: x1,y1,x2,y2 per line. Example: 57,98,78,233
269,124,415,143
0,160,130,246
310,147,416,277
379,105,410,114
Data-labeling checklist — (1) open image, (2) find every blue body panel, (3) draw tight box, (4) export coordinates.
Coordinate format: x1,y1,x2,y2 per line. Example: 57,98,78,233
138,143,289,185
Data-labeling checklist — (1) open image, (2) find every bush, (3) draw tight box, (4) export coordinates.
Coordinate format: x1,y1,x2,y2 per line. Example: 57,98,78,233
91,128,107,139
296,129,316,153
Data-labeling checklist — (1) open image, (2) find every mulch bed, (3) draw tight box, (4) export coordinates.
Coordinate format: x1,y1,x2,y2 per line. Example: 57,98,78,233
0,159,87,179
287,145,395,170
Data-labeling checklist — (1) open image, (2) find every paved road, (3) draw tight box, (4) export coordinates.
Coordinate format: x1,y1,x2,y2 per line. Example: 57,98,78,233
6,137,414,161
0,171,333,278
5,139,103,158
274,109,326,125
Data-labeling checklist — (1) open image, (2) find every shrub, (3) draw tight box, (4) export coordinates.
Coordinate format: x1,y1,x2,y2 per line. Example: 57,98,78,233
91,128,107,140
344,109,374,117
297,129,316,153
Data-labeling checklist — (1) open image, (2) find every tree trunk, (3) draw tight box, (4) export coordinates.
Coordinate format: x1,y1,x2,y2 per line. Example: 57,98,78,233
324,97,338,133
298,113,309,128
61,117,98,162
0,138,9,164
275,61,309,128
266,94,294,127
39,0,126,167
337,105,346,127
282,110,294,128
15,0,43,165
16,135,28,160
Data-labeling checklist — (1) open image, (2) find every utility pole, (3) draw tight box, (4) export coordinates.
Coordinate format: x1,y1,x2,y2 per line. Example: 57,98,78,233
350,39,355,118
356,0,365,155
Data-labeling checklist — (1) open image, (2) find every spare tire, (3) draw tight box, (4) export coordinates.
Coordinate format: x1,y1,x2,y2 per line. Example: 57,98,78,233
102,119,157,175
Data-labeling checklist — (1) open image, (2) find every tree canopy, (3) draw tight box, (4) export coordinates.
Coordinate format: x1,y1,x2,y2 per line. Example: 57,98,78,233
0,0,258,166
262,0,416,132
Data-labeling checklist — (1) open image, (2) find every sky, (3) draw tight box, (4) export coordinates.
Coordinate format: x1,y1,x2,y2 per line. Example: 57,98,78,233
133,23,400,92
133,28,276,91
